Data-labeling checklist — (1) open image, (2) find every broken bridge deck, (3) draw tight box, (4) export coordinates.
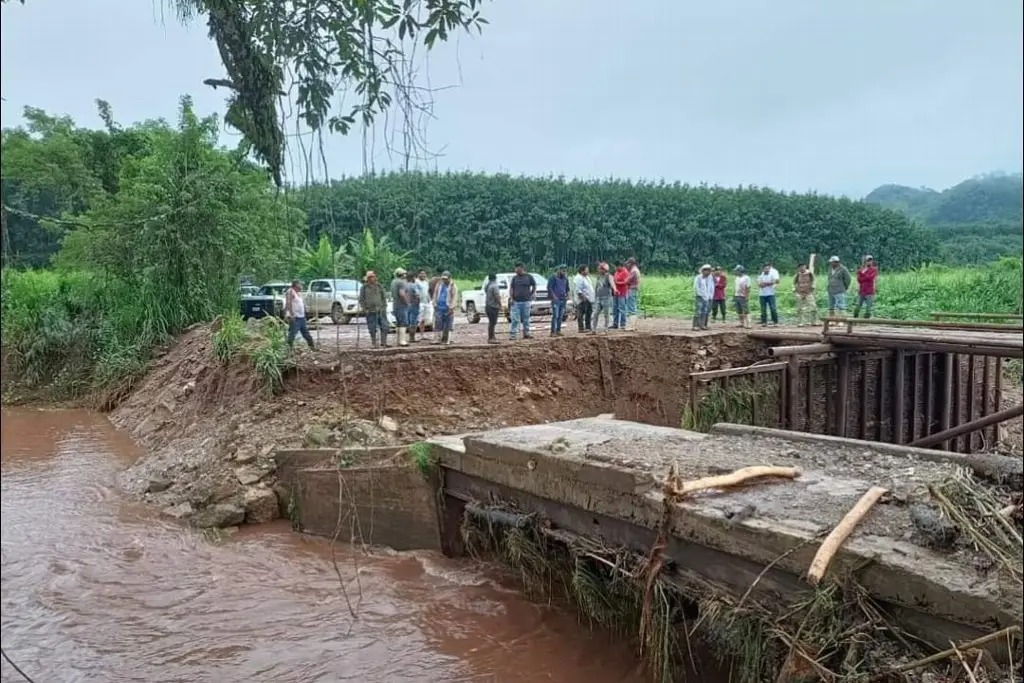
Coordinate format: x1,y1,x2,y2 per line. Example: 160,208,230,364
429,417,1022,650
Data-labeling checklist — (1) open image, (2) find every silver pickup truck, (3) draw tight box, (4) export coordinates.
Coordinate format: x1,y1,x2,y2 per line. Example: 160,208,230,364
304,278,362,324
460,272,572,323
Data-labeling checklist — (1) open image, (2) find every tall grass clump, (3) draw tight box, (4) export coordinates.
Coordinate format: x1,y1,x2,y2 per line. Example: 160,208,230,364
249,317,290,395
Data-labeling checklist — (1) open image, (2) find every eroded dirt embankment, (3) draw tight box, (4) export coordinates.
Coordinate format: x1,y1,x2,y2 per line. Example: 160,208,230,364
111,326,759,527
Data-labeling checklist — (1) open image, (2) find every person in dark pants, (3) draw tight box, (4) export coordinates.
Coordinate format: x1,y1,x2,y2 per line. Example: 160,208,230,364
547,265,570,336
484,273,501,343
573,265,595,332
358,271,388,347
756,263,780,326
284,280,315,350
711,266,728,322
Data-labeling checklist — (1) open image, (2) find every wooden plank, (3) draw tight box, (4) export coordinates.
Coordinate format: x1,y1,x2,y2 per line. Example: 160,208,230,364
894,349,906,445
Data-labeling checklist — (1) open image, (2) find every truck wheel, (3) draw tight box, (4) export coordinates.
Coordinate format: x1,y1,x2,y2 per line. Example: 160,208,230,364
330,303,351,325
465,302,481,324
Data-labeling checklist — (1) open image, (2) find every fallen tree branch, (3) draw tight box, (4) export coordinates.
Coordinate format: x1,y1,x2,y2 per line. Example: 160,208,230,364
807,486,888,586
867,625,1021,681
667,465,801,497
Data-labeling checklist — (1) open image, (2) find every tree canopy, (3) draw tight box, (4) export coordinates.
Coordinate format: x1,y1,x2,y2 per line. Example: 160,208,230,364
864,173,1023,264
297,172,940,274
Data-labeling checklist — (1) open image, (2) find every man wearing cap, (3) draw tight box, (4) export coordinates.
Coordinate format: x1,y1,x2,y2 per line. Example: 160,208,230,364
826,256,852,318
508,262,535,340
358,271,388,348
593,262,615,332
854,255,878,319
733,266,751,328
547,264,570,336
692,264,715,331
391,267,410,347
433,271,458,345
756,263,780,326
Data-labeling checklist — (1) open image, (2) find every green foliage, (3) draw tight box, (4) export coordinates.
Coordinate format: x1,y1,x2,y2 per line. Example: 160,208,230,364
1,99,301,400
293,234,347,281
289,227,410,280
212,314,247,363
343,227,412,279
298,172,939,274
865,173,1023,265
249,317,290,395
408,442,435,476
638,258,1023,321
170,0,488,183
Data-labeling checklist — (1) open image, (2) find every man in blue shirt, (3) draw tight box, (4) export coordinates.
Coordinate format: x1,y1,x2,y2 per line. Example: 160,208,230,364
547,265,570,337
433,271,458,345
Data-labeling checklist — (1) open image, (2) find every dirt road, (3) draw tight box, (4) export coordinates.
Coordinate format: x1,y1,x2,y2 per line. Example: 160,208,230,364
302,313,790,350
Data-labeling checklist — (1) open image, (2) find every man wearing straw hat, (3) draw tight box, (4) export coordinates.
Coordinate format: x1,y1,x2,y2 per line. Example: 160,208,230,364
692,264,715,331
358,271,388,348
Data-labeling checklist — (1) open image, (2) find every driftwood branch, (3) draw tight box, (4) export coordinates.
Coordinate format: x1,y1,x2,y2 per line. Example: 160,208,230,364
667,465,801,497
807,486,888,585
867,625,1021,681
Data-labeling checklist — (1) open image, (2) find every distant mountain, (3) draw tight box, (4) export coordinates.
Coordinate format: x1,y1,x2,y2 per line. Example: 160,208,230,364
864,173,1022,264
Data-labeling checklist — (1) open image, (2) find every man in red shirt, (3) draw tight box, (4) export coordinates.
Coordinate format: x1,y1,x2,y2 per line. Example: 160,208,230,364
853,255,878,319
711,266,728,323
612,262,630,329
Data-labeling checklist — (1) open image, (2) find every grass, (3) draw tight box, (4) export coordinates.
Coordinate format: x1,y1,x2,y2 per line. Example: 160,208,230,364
456,257,1023,322
408,442,435,477
212,314,292,396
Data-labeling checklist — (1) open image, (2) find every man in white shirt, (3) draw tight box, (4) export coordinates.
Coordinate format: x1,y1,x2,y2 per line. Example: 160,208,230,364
573,265,596,333
692,264,715,330
756,262,780,326
733,265,751,328
284,280,316,350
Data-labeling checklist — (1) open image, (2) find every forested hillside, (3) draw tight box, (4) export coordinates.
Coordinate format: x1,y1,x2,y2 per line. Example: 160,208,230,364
864,174,1023,264
296,173,938,273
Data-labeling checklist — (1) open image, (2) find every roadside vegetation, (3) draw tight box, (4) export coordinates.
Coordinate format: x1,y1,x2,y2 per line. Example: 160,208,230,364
1,102,1021,405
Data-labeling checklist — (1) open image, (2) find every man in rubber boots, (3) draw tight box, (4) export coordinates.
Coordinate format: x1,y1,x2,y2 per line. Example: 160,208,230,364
390,268,410,347
359,271,388,348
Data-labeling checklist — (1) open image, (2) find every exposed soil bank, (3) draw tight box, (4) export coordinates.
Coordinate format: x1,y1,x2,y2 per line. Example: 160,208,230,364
111,326,758,527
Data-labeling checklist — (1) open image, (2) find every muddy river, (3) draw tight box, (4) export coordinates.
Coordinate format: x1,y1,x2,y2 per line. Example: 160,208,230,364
1,408,654,683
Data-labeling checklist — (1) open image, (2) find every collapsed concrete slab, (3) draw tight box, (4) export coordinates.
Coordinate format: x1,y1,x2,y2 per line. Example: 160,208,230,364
430,418,1022,660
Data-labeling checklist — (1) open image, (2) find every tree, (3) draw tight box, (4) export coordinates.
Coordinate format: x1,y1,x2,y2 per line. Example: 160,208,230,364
172,0,489,184
57,96,302,338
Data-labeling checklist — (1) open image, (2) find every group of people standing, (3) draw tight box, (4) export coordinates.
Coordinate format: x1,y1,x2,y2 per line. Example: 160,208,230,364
565,258,643,336
357,267,459,348
690,255,879,329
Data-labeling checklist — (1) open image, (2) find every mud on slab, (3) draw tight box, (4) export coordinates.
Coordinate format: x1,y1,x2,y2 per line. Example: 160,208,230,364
435,418,1023,637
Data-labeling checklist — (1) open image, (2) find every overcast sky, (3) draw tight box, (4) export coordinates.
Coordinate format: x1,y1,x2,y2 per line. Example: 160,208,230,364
2,0,1021,197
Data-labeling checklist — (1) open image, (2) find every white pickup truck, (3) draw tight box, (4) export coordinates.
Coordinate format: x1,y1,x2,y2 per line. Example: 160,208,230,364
460,272,571,323
304,278,363,324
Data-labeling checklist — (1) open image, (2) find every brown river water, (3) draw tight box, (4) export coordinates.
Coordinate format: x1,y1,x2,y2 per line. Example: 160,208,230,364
0,408,657,683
